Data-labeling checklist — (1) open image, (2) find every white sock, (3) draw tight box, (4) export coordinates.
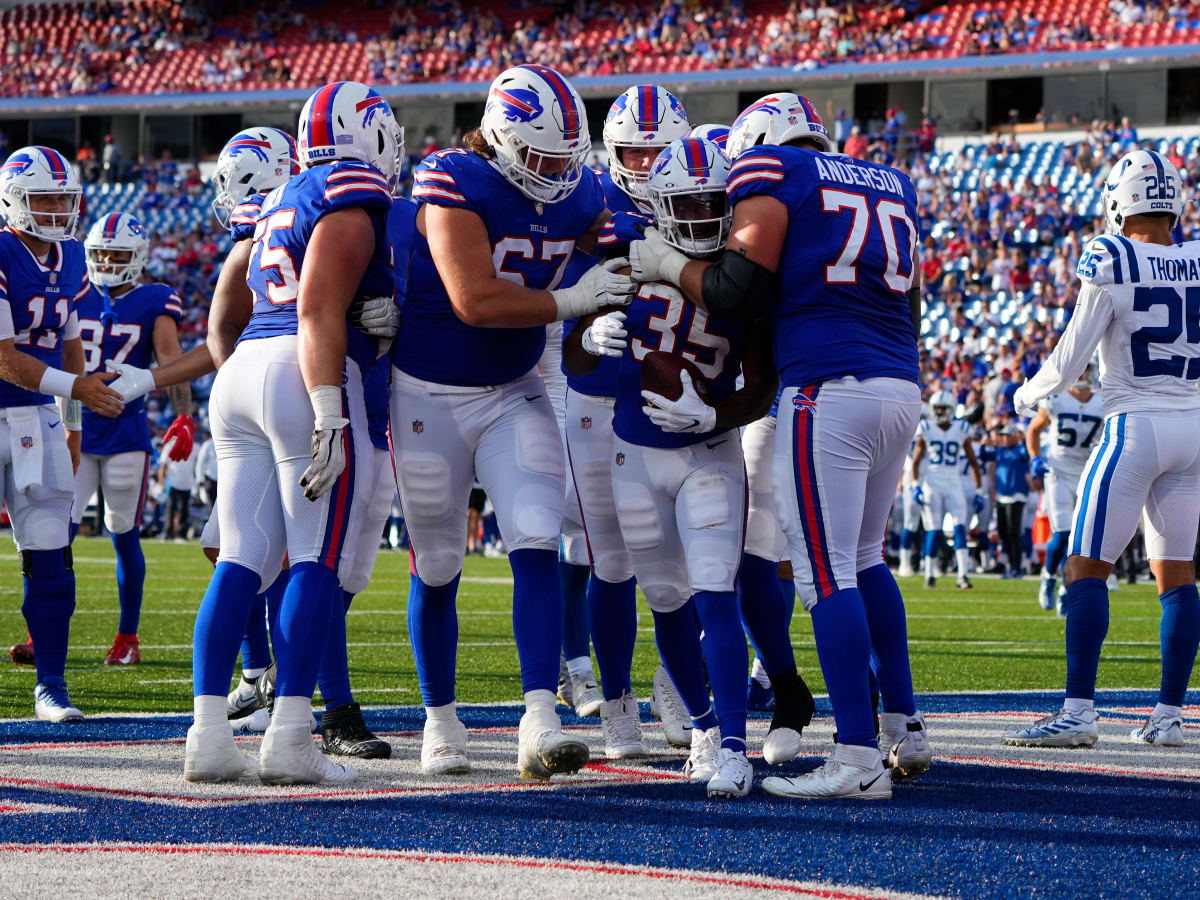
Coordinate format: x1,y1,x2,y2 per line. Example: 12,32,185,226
273,695,314,728
524,688,557,715
924,556,935,578
1152,702,1182,720
955,548,969,577
750,656,770,687
193,694,226,726
565,655,593,680
426,701,459,724
1064,697,1094,714
242,667,265,681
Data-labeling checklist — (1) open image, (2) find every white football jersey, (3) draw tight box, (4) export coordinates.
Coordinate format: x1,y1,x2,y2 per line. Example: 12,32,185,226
1023,236,1200,417
918,418,971,490
1040,390,1105,477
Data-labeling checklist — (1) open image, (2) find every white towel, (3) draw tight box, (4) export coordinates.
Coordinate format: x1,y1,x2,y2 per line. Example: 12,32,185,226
8,406,43,493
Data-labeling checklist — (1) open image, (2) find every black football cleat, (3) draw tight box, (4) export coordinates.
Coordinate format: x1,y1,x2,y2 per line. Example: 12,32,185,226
321,702,392,759
254,662,277,712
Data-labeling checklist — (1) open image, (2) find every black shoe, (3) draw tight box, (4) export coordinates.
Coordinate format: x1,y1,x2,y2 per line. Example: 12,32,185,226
320,702,391,759
768,668,816,738
254,662,277,713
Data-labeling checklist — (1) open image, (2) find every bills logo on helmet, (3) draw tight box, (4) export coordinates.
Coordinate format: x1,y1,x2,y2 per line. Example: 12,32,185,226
667,93,687,120
225,138,272,163
491,87,544,124
357,94,387,127
0,152,35,179
733,97,783,128
609,93,629,116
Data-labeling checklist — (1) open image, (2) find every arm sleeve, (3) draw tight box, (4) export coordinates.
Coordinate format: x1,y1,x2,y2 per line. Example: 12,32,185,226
1020,282,1113,407
537,321,567,432
410,153,482,215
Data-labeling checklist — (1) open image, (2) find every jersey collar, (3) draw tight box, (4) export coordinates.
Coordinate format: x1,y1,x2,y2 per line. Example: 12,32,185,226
3,225,63,274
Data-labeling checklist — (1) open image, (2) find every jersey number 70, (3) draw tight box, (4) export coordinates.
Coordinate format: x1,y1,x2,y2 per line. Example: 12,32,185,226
820,188,917,293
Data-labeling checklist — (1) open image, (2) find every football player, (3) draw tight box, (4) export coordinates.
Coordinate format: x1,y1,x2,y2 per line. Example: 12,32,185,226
629,95,930,799
911,390,983,589
1025,362,1104,612
1006,150,1200,749
0,145,126,720
184,82,404,785
393,64,633,780
72,212,191,667
896,411,927,577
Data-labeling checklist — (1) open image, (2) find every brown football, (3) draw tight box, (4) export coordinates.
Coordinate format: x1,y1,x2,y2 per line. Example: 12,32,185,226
640,351,712,403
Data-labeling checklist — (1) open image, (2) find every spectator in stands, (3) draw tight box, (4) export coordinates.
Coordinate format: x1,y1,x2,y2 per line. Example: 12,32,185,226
160,439,198,542
102,134,122,182
77,141,99,183
833,108,850,150
1117,115,1138,147
843,125,867,159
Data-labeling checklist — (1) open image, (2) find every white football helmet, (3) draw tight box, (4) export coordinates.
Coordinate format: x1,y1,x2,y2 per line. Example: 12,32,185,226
602,84,690,203
1072,361,1096,391
298,81,405,194
1101,149,1183,234
481,64,590,204
84,212,149,287
687,123,730,153
647,136,731,257
211,127,300,228
930,390,956,425
0,145,82,242
726,94,831,159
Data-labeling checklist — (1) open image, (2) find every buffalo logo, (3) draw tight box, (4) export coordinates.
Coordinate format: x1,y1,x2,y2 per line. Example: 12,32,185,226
667,93,687,120
580,416,592,430
0,152,34,180
792,393,817,414
226,138,272,163
412,420,424,434
356,94,387,127
608,93,629,119
20,436,32,449
491,87,543,124
615,452,625,467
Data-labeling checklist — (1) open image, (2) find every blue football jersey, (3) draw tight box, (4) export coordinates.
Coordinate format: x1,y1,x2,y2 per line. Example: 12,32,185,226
727,146,920,389
240,160,394,378
597,170,651,217
77,282,182,455
395,148,604,386
0,228,90,408
362,353,391,452
612,280,745,449
228,193,263,243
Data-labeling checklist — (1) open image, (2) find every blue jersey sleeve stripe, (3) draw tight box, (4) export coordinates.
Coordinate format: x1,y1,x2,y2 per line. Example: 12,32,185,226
727,171,784,193
1094,235,1124,283
323,183,392,201
729,156,783,172
327,168,388,186
415,170,459,186
1113,235,1140,281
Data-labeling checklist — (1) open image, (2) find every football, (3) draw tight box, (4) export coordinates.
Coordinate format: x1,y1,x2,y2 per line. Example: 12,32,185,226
640,351,712,403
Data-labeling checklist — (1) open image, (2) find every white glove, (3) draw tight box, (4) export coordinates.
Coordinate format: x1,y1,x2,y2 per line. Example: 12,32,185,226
349,294,400,339
299,385,349,501
1013,384,1039,419
641,370,716,434
550,257,636,321
105,360,157,402
629,226,689,286
581,311,627,358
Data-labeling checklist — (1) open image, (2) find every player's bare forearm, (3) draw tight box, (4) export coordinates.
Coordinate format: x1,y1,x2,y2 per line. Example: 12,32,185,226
577,209,611,256
562,314,601,376
151,344,215,388
1025,410,1049,459
153,315,192,415
62,337,84,377
0,339,57,394
208,240,254,368
965,442,982,490
911,438,925,482
714,316,776,430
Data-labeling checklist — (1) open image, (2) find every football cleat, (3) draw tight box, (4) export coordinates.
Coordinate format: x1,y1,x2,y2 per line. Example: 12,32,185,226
763,683,817,765
683,725,720,781
226,675,262,720
183,723,253,782
763,743,892,800
1106,572,1119,592
517,706,589,781
1003,707,1099,747
34,678,83,723
259,723,357,785
568,672,603,718
956,575,973,590
924,575,936,589
1038,575,1057,611
879,711,932,779
707,747,753,799
651,664,693,748
320,702,392,759
1130,714,1185,747
897,556,915,578
254,662,277,711
421,715,471,775
600,691,646,759
9,635,34,666
746,678,775,712
103,632,140,665
555,655,572,707
231,707,270,733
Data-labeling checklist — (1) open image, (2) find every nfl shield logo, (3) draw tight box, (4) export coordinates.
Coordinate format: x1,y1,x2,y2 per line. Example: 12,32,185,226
580,416,592,430
48,272,57,285
20,435,32,449
615,452,625,467
412,420,424,434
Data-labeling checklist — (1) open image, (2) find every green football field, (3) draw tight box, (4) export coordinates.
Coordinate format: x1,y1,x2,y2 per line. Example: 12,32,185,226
0,535,1168,718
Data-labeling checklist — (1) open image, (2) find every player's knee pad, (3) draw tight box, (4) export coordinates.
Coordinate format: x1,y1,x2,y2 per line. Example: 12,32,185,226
102,453,146,492
413,547,463,588
575,457,617,518
16,490,73,551
641,581,689,614
398,454,453,521
744,498,785,561
510,482,563,549
591,546,633,584
614,485,662,552
686,537,738,594
515,421,565,480
684,473,731,531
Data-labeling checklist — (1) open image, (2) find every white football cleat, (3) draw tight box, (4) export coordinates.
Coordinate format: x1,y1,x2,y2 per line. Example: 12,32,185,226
600,691,646,759
518,706,589,781
226,675,261,719
762,743,891,800
683,725,720,781
897,556,915,577
184,723,253,783
33,679,84,723
707,747,753,798
1130,714,1185,747
763,726,803,765
1038,575,1056,611
555,655,572,707
421,715,471,775
231,707,270,733
1106,573,1119,591
879,711,932,778
650,665,693,748
568,672,603,718
258,723,358,785
1003,707,1099,747
1056,584,1067,617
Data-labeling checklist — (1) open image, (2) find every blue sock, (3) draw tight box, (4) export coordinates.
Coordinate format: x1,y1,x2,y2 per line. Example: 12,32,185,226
111,527,145,635
1063,577,1110,701
317,589,355,710
1022,528,1033,561
273,561,338,698
858,563,916,715
510,548,562,695
559,561,591,661
265,567,286,642
922,529,938,562
953,524,967,551
239,589,271,673
1159,585,1200,708
808,586,876,748
69,521,79,542
694,590,747,751
408,571,460,707
193,561,260,696
900,529,914,552
588,575,636,700
737,554,794,676
22,549,75,683
651,599,717,731
1045,531,1069,577
779,576,795,622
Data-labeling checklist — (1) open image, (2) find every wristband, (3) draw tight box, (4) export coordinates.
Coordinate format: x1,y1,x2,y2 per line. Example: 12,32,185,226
59,398,82,431
308,384,345,429
39,367,78,399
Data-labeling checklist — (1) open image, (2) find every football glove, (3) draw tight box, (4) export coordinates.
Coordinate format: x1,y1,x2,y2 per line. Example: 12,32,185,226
162,414,195,462
641,371,716,434
596,211,654,256
629,226,689,286
550,257,636,320
1013,384,1039,419
299,385,348,502
973,492,986,514
581,311,627,358
1030,455,1050,479
105,360,156,403
911,485,925,506
349,294,400,339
